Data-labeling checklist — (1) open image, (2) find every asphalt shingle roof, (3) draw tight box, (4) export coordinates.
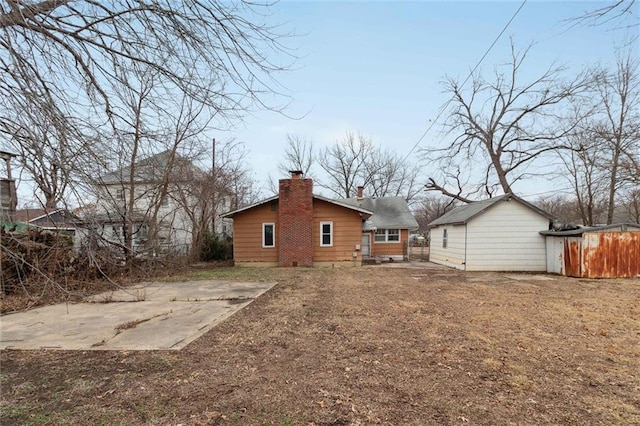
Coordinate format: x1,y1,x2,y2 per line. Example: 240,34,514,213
428,193,555,227
342,196,418,230
99,151,201,184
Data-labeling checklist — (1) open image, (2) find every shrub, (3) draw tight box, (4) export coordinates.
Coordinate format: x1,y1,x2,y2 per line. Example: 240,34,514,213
200,232,233,261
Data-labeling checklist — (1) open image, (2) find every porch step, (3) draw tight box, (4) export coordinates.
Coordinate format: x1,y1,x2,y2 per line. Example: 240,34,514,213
362,258,380,265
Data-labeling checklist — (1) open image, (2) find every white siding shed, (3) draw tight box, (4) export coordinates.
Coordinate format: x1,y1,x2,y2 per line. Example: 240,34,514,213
429,194,554,271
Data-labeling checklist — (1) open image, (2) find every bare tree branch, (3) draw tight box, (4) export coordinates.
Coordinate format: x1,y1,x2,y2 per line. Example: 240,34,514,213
423,41,587,201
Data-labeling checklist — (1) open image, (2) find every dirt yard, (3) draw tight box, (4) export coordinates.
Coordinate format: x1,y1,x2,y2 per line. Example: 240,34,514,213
1,266,639,425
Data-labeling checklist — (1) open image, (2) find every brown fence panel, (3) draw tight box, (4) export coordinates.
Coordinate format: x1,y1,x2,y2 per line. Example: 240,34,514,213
563,239,582,277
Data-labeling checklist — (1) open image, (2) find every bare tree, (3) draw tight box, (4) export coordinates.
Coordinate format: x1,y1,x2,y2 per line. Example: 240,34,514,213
279,134,315,178
0,0,292,207
364,149,424,204
266,134,316,194
313,132,424,202
560,143,609,225
569,1,638,29
3,110,73,210
533,194,580,225
619,188,640,223
591,53,640,224
425,42,587,202
211,139,260,211
86,60,219,265
318,132,375,198
413,194,457,234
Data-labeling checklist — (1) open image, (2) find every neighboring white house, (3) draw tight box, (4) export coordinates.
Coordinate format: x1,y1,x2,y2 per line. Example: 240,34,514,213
92,151,231,256
428,194,555,271
14,208,87,252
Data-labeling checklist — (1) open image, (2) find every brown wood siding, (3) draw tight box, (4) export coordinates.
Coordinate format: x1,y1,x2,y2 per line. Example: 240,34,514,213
371,228,408,257
312,199,363,262
232,203,278,263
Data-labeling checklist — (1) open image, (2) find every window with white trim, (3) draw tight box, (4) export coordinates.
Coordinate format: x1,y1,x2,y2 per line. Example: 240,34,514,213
374,228,400,243
116,189,125,200
262,223,275,248
135,223,148,239
443,229,448,248
320,221,333,247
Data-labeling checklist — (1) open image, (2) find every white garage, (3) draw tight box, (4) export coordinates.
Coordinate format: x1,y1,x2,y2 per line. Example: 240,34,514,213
428,194,555,271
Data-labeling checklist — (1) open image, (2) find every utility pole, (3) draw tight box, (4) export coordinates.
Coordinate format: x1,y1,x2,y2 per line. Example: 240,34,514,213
212,138,216,236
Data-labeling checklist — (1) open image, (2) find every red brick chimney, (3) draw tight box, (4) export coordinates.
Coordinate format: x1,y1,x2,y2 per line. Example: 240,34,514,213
357,185,364,199
278,171,313,266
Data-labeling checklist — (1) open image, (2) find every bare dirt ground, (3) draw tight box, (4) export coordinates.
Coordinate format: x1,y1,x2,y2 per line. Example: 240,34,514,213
1,266,639,425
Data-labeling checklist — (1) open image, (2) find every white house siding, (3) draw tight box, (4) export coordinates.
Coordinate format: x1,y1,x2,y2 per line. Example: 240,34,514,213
465,200,549,271
545,236,565,275
429,224,467,270
94,183,195,254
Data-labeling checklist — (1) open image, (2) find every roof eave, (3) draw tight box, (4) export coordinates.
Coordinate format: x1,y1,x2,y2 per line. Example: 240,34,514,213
220,195,279,218
314,195,374,217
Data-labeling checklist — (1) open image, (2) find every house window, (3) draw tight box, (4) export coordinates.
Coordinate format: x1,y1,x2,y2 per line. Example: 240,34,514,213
375,229,400,243
116,189,124,200
135,224,148,239
320,221,333,247
443,229,448,248
262,223,275,248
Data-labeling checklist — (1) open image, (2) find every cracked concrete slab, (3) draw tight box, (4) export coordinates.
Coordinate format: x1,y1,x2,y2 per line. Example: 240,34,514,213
0,280,276,351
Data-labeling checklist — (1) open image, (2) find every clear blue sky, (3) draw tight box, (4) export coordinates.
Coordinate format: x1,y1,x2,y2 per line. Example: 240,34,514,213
217,0,638,199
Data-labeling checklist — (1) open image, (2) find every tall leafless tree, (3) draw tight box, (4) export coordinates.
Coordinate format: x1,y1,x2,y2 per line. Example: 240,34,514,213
317,132,423,203
0,0,293,206
533,194,583,225
556,136,609,225
364,148,423,204
591,53,640,223
279,134,315,178
172,139,256,259
267,134,316,193
412,194,457,234
424,42,587,203
318,132,375,198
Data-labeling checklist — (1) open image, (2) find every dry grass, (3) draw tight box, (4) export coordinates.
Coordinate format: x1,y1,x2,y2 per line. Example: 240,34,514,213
1,266,639,425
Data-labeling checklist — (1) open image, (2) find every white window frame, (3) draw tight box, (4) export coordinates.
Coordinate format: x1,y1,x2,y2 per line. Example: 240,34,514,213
262,223,275,248
374,228,401,243
443,228,448,248
116,189,125,200
135,223,148,239
320,221,333,247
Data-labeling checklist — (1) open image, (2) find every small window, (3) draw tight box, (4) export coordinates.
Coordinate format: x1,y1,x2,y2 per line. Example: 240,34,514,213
443,229,448,248
263,223,275,248
135,224,148,239
116,189,124,200
320,221,333,247
374,229,400,243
